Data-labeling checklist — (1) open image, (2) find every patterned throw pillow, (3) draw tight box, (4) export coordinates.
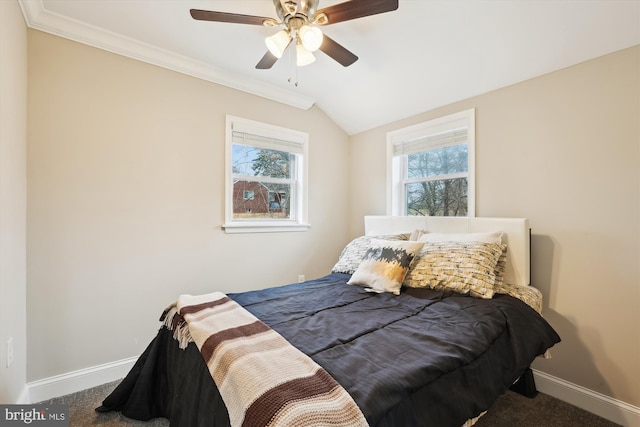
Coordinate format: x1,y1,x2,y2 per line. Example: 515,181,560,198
494,246,508,287
347,240,425,295
331,234,409,274
416,231,508,288
494,282,543,314
403,241,506,299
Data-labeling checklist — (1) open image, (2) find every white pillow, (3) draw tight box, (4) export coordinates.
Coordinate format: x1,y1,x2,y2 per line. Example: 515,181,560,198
409,229,428,241
417,231,503,244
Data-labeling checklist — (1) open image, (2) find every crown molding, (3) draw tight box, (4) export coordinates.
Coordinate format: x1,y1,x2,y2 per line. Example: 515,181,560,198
17,0,316,110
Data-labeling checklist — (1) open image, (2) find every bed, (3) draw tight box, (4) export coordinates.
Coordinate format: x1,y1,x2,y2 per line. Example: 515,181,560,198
97,216,560,426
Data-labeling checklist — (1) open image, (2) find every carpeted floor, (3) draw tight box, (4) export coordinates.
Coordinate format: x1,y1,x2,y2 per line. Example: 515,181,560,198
40,380,620,427
473,389,620,427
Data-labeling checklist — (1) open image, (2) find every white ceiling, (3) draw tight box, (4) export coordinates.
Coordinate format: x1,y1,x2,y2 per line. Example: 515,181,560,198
19,0,640,135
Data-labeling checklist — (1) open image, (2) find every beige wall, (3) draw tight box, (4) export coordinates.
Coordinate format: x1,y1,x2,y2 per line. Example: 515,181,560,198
350,46,640,407
22,16,640,413
26,30,350,381
0,0,28,403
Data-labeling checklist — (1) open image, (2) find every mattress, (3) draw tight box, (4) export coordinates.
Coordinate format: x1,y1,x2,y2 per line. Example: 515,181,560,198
98,273,560,426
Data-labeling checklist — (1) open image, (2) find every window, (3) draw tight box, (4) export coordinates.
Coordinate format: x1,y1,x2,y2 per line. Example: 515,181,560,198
224,115,309,233
387,109,475,217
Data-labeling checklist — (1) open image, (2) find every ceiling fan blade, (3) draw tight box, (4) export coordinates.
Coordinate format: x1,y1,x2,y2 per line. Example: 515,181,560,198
316,0,398,25
319,35,358,67
256,38,292,69
255,51,279,69
190,9,270,26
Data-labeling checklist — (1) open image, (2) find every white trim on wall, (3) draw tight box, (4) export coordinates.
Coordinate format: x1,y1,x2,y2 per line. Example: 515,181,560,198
533,369,640,427
17,0,315,111
27,357,137,404
26,358,639,427
14,386,29,405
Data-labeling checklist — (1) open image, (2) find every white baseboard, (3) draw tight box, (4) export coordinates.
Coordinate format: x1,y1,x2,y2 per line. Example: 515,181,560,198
27,357,137,404
25,359,640,427
533,369,640,427
15,384,30,405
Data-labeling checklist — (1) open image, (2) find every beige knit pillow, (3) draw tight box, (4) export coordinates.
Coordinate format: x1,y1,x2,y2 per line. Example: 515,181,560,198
417,231,508,288
403,241,506,299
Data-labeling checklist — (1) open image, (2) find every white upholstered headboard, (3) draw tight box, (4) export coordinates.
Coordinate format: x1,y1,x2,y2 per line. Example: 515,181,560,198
364,216,530,287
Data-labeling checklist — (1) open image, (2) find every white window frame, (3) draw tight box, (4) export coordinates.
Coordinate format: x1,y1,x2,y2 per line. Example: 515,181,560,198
223,115,309,233
386,109,475,217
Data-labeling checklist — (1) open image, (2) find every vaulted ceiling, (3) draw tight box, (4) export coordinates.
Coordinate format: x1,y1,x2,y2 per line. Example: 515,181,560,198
19,0,640,135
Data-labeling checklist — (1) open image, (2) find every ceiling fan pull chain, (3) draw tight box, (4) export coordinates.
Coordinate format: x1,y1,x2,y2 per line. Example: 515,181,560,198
286,43,299,87
287,45,293,84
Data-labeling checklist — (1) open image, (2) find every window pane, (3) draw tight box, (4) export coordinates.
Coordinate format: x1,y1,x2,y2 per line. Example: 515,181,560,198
232,144,292,179
233,181,291,219
407,144,467,178
406,178,468,216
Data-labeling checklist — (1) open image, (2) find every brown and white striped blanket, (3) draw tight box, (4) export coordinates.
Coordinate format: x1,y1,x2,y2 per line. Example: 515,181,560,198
164,292,369,427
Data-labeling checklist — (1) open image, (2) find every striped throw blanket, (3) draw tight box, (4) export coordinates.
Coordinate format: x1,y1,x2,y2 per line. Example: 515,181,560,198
172,292,369,427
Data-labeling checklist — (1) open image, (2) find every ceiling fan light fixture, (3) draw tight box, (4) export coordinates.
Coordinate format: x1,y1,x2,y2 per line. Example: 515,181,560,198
191,0,400,70
299,25,323,52
265,30,291,58
296,42,316,66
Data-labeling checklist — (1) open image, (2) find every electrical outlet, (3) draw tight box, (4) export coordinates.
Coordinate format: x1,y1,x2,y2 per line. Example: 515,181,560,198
298,274,305,283
7,337,14,368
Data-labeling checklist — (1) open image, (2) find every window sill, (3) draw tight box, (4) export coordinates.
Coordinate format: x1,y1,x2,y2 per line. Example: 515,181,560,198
222,222,311,234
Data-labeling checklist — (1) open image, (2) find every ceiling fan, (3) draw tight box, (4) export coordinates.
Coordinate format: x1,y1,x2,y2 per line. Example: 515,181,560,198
190,0,399,69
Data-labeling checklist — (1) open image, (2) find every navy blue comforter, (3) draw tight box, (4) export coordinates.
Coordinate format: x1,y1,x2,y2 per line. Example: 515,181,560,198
98,273,560,426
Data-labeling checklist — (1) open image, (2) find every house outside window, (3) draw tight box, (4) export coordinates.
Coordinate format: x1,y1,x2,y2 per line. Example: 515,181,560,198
224,115,309,233
387,109,475,217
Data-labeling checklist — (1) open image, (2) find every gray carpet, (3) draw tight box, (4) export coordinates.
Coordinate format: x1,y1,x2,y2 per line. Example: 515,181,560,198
40,380,620,427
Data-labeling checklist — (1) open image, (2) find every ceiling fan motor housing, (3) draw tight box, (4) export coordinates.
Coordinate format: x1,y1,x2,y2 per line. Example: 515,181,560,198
275,0,319,23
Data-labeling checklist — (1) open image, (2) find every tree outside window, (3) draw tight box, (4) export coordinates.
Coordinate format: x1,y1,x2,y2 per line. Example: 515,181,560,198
388,109,475,217
224,116,309,233
232,146,293,219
